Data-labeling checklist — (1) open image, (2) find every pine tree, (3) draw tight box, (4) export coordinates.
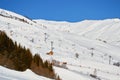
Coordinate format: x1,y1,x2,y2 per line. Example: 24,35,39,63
33,54,43,66
44,60,48,68
48,63,53,72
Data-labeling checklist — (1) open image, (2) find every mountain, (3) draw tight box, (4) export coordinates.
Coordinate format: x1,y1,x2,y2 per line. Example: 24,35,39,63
0,8,120,80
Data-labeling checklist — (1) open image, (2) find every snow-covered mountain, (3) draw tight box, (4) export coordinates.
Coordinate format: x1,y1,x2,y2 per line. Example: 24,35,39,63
0,8,120,80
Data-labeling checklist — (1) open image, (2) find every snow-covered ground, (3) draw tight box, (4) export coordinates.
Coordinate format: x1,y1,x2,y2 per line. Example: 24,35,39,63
0,8,120,80
0,66,51,80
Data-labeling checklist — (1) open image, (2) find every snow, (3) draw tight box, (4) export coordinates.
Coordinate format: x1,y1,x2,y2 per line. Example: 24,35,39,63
0,8,120,80
0,66,51,80
54,66,93,80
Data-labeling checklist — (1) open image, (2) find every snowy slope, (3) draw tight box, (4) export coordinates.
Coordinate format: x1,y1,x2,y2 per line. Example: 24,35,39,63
0,66,51,80
0,8,120,80
35,19,120,43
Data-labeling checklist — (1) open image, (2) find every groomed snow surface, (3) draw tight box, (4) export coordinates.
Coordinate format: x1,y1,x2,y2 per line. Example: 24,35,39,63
0,8,120,80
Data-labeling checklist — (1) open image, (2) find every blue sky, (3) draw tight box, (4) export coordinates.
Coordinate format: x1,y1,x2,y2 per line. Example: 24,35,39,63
0,0,120,22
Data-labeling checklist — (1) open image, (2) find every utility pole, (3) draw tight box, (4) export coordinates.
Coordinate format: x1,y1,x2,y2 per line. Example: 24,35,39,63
90,48,94,57
51,41,54,51
44,33,47,43
109,55,112,64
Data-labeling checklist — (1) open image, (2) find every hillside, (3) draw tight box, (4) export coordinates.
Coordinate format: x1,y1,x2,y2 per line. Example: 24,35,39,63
0,8,120,80
0,31,56,79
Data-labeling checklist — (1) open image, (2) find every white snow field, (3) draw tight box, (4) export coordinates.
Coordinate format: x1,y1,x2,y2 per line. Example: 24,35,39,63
0,66,51,80
0,8,120,80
